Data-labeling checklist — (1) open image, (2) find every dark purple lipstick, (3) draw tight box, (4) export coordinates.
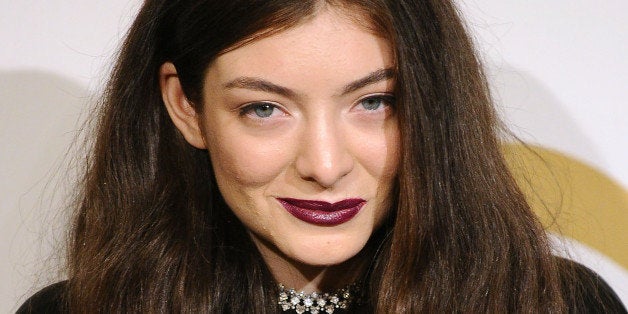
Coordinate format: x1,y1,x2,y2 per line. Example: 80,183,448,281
277,198,366,226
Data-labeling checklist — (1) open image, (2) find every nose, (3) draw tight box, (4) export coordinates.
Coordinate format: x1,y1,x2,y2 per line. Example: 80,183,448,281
295,114,354,188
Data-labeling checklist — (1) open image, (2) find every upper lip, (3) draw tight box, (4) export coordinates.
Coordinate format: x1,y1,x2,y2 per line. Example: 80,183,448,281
277,198,366,212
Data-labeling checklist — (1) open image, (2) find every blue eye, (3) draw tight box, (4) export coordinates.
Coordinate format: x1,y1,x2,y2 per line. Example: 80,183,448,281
358,94,394,111
240,102,280,118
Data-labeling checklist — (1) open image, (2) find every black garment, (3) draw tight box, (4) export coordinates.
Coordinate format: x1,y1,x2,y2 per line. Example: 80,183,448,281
17,281,65,314
16,260,627,313
557,258,627,314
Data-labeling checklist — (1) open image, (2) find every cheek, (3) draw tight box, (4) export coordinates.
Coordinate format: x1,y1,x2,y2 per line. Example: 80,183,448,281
383,124,401,177
355,120,400,180
206,130,291,189
205,133,291,232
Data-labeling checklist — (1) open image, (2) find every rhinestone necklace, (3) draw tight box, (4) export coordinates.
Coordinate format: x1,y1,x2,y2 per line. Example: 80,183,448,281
277,283,359,314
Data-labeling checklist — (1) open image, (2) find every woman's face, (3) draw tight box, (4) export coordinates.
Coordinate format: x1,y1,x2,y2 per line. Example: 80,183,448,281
185,9,398,269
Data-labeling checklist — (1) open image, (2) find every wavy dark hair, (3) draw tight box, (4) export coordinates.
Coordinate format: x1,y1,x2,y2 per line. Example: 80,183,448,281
68,0,570,312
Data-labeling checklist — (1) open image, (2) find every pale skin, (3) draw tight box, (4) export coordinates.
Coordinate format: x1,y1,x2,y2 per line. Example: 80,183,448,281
160,8,399,293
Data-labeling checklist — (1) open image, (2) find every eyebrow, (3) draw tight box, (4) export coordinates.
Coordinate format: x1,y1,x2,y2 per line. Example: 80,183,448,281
341,68,395,95
222,68,395,99
224,77,298,99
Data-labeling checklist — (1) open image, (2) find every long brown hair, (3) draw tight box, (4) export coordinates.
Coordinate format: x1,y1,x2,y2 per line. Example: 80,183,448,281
69,0,568,312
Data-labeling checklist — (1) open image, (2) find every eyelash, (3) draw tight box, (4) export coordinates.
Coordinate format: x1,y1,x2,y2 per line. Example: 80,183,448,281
238,93,395,120
239,102,284,119
355,94,395,112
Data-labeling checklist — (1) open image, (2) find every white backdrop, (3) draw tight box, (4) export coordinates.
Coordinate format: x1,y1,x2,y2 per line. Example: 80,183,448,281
1,1,626,311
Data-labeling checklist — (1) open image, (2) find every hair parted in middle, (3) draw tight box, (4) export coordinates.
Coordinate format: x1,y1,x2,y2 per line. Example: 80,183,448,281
68,0,567,312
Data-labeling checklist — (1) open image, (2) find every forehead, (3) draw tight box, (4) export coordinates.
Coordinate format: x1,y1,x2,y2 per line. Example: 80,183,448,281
205,8,393,91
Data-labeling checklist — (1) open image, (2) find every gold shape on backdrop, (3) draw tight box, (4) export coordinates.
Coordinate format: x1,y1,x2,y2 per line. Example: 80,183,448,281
503,144,628,269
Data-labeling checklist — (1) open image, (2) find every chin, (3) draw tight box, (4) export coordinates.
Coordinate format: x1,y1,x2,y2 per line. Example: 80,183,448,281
286,234,370,267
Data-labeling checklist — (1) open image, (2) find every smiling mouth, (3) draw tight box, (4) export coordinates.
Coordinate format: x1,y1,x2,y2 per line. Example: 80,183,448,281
277,198,366,226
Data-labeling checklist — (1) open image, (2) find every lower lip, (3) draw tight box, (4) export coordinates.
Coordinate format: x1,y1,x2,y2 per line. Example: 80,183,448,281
278,200,365,226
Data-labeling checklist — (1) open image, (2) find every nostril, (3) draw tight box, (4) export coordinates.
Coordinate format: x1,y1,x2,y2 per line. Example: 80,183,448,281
294,118,354,187
295,149,354,188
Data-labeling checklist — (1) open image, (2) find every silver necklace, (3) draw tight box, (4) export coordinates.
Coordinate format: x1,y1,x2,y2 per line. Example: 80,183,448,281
277,283,359,314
